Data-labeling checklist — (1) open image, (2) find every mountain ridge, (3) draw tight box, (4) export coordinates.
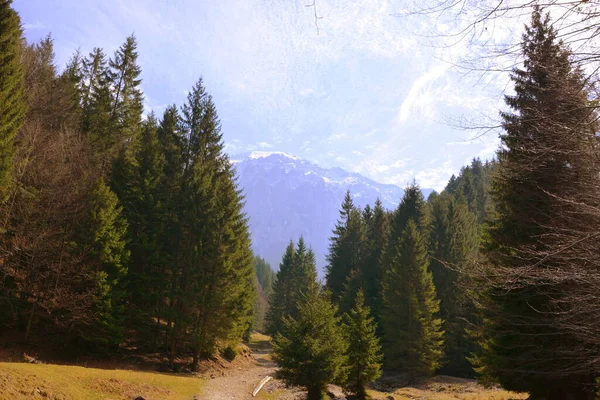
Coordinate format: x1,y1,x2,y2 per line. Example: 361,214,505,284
232,151,433,276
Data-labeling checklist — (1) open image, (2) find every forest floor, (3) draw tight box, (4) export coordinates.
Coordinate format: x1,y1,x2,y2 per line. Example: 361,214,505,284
0,332,528,400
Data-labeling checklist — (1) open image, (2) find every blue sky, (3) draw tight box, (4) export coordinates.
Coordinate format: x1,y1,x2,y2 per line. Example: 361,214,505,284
13,0,510,191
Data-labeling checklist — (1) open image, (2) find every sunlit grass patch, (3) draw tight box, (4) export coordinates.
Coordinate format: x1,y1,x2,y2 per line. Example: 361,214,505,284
0,362,202,400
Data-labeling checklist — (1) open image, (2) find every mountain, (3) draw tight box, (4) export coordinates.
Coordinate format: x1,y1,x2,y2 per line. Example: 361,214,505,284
232,151,434,277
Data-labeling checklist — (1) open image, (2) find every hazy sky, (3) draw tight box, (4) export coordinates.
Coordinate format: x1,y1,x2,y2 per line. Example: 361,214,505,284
13,0,513,191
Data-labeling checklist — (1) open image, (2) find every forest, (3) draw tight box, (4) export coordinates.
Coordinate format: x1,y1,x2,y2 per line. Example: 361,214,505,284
1,0,600,399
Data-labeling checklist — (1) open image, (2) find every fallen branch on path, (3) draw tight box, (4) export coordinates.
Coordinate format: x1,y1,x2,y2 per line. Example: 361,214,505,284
252,376,272,397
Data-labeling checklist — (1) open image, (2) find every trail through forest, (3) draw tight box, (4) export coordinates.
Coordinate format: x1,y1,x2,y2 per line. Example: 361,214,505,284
200,333,303,400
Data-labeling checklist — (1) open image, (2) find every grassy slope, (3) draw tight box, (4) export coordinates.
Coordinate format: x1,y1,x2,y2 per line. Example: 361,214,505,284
0,362,201,400
366,375,528,400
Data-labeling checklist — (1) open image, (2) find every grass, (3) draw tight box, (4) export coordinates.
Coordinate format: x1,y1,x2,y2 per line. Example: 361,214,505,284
255,388,284,400
0,362,202,400
366,375,528,400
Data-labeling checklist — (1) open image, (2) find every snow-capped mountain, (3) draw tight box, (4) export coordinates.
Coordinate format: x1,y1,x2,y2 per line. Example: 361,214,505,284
232,151,433,277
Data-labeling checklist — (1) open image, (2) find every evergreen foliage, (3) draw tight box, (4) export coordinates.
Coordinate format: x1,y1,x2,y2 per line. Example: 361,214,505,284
85,178,130,347
108,35,143,155
169,78,255,370
475,9,600,397
81,47,112,160
273,288,348,400
0,3,257,363
266,237,318,335
326,191,365,306
361,199,388,328
428,193,478,376
343,290,382,400
382,220,444,378
0,0,24,198
252,256,275,332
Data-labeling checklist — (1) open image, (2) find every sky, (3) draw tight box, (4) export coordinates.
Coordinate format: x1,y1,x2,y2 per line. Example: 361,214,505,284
12,0,514,191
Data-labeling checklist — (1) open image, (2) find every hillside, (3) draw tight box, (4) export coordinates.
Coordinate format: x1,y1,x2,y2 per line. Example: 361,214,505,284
233,151,433,275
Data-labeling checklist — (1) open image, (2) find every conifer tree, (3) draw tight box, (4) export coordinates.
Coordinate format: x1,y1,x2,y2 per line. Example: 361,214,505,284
273,288,348,400
85,178,130,347
428,194,478,376
253,256,275,332
266,241,296,335
476,9,600,397
390,183,428,240
172,78,255,370
326,191,365,305
293,237,318,298
81,47,113,163
267,237,318,335
343,290,382,400
125,114,168,337
255,255,275,296
382,220,444,379
361,198,388,327
58,49,83,128
0,0,25,198
108,35,143,153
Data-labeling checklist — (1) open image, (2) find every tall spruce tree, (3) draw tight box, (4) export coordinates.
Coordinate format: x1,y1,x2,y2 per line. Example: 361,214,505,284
266,241,296,335
108,35,143,154
273,288,348,400
428,194,478,376
0,0,25,199
343,290,383,400
253,256,275,332
476,9,600,398
326,191,365,306
382,187,444,379
361,198,388,328
81,47,113,160
85,178,130,348
125,114,169,339
172,78,255,370
267,237,318,335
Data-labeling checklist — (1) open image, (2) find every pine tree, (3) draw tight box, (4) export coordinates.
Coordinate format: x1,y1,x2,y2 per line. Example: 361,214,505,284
343,290,382,400
58,49,83,129
273,288,348,400
108,34,143,154
171,78,255,370
293,237,318,299
326,191,365,306
81,47,114,164
253,256,275,332
85,178,130,348
382,220,444,379
0,0,25,198
476,9,600,397
124,114,168,340
361,198,388,329
266,241,296,335
267,237,318,335
428,194,478,376
390,183,428,240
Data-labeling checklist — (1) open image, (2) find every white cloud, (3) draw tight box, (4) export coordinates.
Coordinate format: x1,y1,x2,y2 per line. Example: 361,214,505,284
258,141,274,149
396,64,449,125
326,132,348,142
299,88,314,96
23,21,45,30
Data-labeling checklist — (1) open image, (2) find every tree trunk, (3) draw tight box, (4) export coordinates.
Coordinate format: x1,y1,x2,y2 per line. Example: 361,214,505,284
191,352,200,372
306,385,324,400
24,301,36,342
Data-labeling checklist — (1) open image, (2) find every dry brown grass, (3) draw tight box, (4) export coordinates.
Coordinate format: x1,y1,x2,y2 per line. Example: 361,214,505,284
0,362,202,400
367,375,528,400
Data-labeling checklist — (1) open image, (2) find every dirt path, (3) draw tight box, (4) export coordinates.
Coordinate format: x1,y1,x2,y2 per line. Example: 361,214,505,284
198,334,302,400
199,360,276,400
